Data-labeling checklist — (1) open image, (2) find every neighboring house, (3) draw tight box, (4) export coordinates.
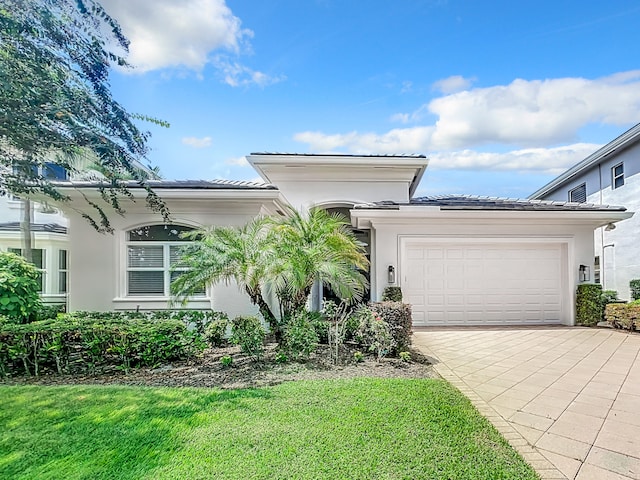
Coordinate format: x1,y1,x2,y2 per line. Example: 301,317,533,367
52,153,630,327
0,160,70,306
530,123,640,300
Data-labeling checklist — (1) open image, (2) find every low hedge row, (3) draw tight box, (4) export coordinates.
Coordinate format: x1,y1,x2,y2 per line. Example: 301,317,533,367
0,314,206,377
605,302,640,331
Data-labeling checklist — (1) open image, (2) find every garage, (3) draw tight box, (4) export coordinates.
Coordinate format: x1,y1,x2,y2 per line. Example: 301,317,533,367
402,242,565,326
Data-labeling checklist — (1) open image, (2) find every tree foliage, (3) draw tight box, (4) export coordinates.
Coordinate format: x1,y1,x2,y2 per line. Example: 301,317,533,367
171,208,369,341
0,251,42,323
0,0,168,231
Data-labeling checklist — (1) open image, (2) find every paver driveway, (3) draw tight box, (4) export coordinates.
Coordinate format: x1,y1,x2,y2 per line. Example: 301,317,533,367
413,327,640,480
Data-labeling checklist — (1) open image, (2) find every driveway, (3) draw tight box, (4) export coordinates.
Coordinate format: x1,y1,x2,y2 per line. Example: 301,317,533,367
413,327,640,480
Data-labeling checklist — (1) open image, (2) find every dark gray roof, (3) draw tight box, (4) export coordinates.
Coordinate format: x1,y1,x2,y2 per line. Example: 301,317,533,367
53,179,277,190
0,222,67,234
355,195,627,211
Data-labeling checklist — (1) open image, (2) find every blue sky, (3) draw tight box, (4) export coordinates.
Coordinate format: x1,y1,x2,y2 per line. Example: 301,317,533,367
102,0,640,198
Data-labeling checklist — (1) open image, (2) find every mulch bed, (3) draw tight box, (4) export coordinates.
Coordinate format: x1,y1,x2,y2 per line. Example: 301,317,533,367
3,344,437,390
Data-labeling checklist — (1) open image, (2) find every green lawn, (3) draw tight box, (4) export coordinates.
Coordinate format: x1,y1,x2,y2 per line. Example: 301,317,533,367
0,379,539,480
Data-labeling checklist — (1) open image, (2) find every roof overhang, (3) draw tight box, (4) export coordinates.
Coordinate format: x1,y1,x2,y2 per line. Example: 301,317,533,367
247,153,428,197
351,205,633,230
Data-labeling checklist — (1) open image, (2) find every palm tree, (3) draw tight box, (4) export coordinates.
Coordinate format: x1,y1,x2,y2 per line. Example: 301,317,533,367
170,217,279,332
170,207,369,341
269,207,369,319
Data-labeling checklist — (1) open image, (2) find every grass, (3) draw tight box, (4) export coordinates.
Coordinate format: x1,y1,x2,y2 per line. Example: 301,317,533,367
0,379,539,480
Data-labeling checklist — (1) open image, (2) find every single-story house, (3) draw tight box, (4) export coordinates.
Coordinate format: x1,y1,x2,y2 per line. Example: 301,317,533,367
54,153,632,326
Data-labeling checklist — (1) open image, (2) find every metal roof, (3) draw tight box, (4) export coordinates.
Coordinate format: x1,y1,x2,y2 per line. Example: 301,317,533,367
529,122,640,199
354,194,627,211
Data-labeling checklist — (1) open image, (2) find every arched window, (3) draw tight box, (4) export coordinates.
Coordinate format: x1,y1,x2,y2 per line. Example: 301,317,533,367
126,224,204,297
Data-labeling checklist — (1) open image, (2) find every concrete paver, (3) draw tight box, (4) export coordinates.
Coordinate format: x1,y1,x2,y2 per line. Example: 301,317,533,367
413,327,640,480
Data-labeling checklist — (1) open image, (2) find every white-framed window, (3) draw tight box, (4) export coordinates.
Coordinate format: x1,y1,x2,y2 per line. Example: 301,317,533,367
9,248,45,292
126,224,204,297
569,183,587,203
612,163,624,189
594,256,600,284
58,249,68,294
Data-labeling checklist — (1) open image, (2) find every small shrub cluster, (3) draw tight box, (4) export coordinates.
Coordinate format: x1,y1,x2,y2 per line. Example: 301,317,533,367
204,312,230,347
0,315,205,377
230,316,265,361
630,279,640,301
352,305,396,360
0,252,42,323
381,286,403,302
576,284,603,326
370,301,412,353
601,290,619,306
282,311,319,361
605,302,640,331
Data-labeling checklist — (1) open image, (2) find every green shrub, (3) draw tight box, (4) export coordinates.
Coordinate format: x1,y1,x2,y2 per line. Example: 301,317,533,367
230,316,265,360
204,312,229,347
283,311,319,361
601,290,619,306
605,303,640,330
308,310,329,344
0,314,205,377
220,355,233,367
399,351,411,362
353,351,364,363
352,305,396,360
35,304,65,321
370,301,413,353
576,284,603,326
630,279,640,301
381,286,403,302
0,252,42,323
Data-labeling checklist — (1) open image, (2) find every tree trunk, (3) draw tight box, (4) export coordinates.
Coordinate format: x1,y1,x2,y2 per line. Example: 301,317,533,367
20,199,33,263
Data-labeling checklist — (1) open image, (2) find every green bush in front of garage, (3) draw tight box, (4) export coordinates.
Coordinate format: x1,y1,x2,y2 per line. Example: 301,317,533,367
576,283,603,326
370,301,412,353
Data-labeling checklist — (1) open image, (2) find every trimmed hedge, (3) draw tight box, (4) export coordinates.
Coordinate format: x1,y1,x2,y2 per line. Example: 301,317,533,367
630,279,640,301
370,301,412,353
576,284,603,326
605,302,640,331
381,287,403,302
0,314,206,377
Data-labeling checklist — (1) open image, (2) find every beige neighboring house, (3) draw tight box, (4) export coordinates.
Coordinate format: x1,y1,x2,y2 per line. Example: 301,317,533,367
530,123,640,300
50,153,630,327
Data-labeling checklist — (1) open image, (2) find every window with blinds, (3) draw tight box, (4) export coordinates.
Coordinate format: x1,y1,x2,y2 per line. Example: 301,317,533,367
126,225,205,297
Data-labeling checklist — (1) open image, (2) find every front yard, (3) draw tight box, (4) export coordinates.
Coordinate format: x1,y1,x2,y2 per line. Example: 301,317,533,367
0,378,538,480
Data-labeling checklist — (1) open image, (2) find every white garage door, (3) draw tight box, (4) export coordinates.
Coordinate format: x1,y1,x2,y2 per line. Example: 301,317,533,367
403,243,563,326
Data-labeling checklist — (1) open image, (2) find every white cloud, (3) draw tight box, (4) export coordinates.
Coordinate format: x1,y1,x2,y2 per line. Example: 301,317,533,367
102,0,248,72
182,136,212,148
432,75,475,94
213,57,286,87
427,143,602,174
102,0,282,86
295,71,640,153
429,71,640,149
225,156,249,166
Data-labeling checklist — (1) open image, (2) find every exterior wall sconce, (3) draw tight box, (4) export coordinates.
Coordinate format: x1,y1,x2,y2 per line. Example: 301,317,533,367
387,265,396,284
579,265,590,283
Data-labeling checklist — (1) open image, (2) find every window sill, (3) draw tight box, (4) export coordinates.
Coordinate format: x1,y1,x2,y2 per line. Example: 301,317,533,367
112,297,211,311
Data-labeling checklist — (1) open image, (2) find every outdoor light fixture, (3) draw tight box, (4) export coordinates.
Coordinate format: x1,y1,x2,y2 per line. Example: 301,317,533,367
387,265,396,284
579,265,590,283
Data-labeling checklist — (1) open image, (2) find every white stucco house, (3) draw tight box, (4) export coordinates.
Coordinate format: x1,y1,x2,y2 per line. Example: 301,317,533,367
530,123,640,300
49,153,631,327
